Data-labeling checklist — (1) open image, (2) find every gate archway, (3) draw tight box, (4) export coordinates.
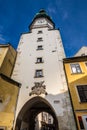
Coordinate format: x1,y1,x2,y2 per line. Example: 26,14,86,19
15,96,59,130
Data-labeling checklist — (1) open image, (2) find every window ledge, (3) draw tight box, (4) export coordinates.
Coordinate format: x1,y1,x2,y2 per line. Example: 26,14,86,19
36,49,43,50
37,40,43,42
35,62,44,64
34,76,44,78
71,72,84,75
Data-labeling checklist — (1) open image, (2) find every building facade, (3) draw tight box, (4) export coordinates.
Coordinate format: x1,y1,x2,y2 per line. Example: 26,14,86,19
0,44,20,130
63,55,87,130
0,44,17,77
12,10,76,130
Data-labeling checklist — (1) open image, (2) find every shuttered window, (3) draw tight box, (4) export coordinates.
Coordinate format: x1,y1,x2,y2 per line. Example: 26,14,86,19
77,85,87,102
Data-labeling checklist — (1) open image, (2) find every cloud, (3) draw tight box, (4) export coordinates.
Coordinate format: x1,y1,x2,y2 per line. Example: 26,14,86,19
47,7,56,14
0,34,6,42
47,2,57,16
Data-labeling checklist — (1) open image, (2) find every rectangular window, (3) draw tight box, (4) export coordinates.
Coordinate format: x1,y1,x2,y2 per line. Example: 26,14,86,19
78,116,84,129
77,85,87,102
37,45,43,50
36,57,43,63
37,37,43,42
70,63,82,73
35,70,43,77
38,30,43,34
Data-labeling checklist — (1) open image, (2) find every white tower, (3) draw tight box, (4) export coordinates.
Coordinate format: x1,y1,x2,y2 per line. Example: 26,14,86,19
12,10,76,130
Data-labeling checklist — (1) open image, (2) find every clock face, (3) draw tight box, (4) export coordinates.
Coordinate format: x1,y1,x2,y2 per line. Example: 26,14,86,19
38,19,45,23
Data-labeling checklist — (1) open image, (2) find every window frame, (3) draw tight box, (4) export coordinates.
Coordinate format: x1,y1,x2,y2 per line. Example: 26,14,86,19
35,69,43,78
76,85,87,103
36,57,43,63
70,63,82,74
37,45,43,50
37,30,43,34
78,116,85,129
37,37,43,42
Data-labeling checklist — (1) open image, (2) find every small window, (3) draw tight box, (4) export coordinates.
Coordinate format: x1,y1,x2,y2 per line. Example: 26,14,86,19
36,57,43,63
35,70,43,78
37,37,43,42
70,63,82,74
37,45,43,50
81,53,85,56
77,85,87,102
38,30,43,34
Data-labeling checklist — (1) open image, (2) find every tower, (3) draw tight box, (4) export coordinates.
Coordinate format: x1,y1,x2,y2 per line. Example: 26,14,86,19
12,10,76,130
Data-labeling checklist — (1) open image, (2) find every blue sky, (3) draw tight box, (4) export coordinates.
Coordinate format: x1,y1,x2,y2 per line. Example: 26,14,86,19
0,0,87,57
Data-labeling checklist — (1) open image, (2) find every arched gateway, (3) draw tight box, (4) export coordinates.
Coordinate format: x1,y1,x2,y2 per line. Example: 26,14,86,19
12,10,77,130
15,97,59,130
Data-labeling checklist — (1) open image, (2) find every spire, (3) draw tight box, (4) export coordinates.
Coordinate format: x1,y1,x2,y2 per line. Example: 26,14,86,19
29,9,55,29
34,9,54,23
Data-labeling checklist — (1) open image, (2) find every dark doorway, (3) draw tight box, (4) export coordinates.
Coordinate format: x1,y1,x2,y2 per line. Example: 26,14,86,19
15,97,59,130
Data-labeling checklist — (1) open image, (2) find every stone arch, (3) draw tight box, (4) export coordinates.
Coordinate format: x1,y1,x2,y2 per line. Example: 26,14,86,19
15,96,59,130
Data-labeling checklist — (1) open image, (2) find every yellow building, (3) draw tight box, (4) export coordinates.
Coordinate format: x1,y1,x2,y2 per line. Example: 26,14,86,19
0,44,17,77
0,44,21,130
63,56,87,130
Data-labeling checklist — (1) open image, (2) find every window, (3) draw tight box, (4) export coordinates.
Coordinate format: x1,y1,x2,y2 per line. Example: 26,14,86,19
35,70,43,77
38,30,43,34
37,37,43,42
36,57,43,63
81,53,85,56
70,63,82,73
37,45,43,50
77,85,87,102
78,116,84,129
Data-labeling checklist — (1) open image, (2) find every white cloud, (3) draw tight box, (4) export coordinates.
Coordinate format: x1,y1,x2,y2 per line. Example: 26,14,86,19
47,7,56,14
0,34,6,42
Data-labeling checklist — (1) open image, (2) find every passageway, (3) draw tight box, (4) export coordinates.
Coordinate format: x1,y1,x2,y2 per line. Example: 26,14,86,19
15,97,59,130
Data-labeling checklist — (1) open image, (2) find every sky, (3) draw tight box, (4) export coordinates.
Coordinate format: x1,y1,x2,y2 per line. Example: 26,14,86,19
0,0,87,57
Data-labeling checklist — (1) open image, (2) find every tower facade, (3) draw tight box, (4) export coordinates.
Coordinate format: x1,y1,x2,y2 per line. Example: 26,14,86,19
12,10,76,130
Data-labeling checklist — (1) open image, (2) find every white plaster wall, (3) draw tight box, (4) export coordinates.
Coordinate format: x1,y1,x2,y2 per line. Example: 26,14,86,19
12,25,76,130
12,27,65,111
75,46,87,56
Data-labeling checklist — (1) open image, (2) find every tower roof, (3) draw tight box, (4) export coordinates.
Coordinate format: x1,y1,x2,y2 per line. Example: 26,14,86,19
29,9,55,29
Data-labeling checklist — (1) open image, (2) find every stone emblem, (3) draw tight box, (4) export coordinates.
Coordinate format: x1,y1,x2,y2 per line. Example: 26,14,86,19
29,81,47,96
